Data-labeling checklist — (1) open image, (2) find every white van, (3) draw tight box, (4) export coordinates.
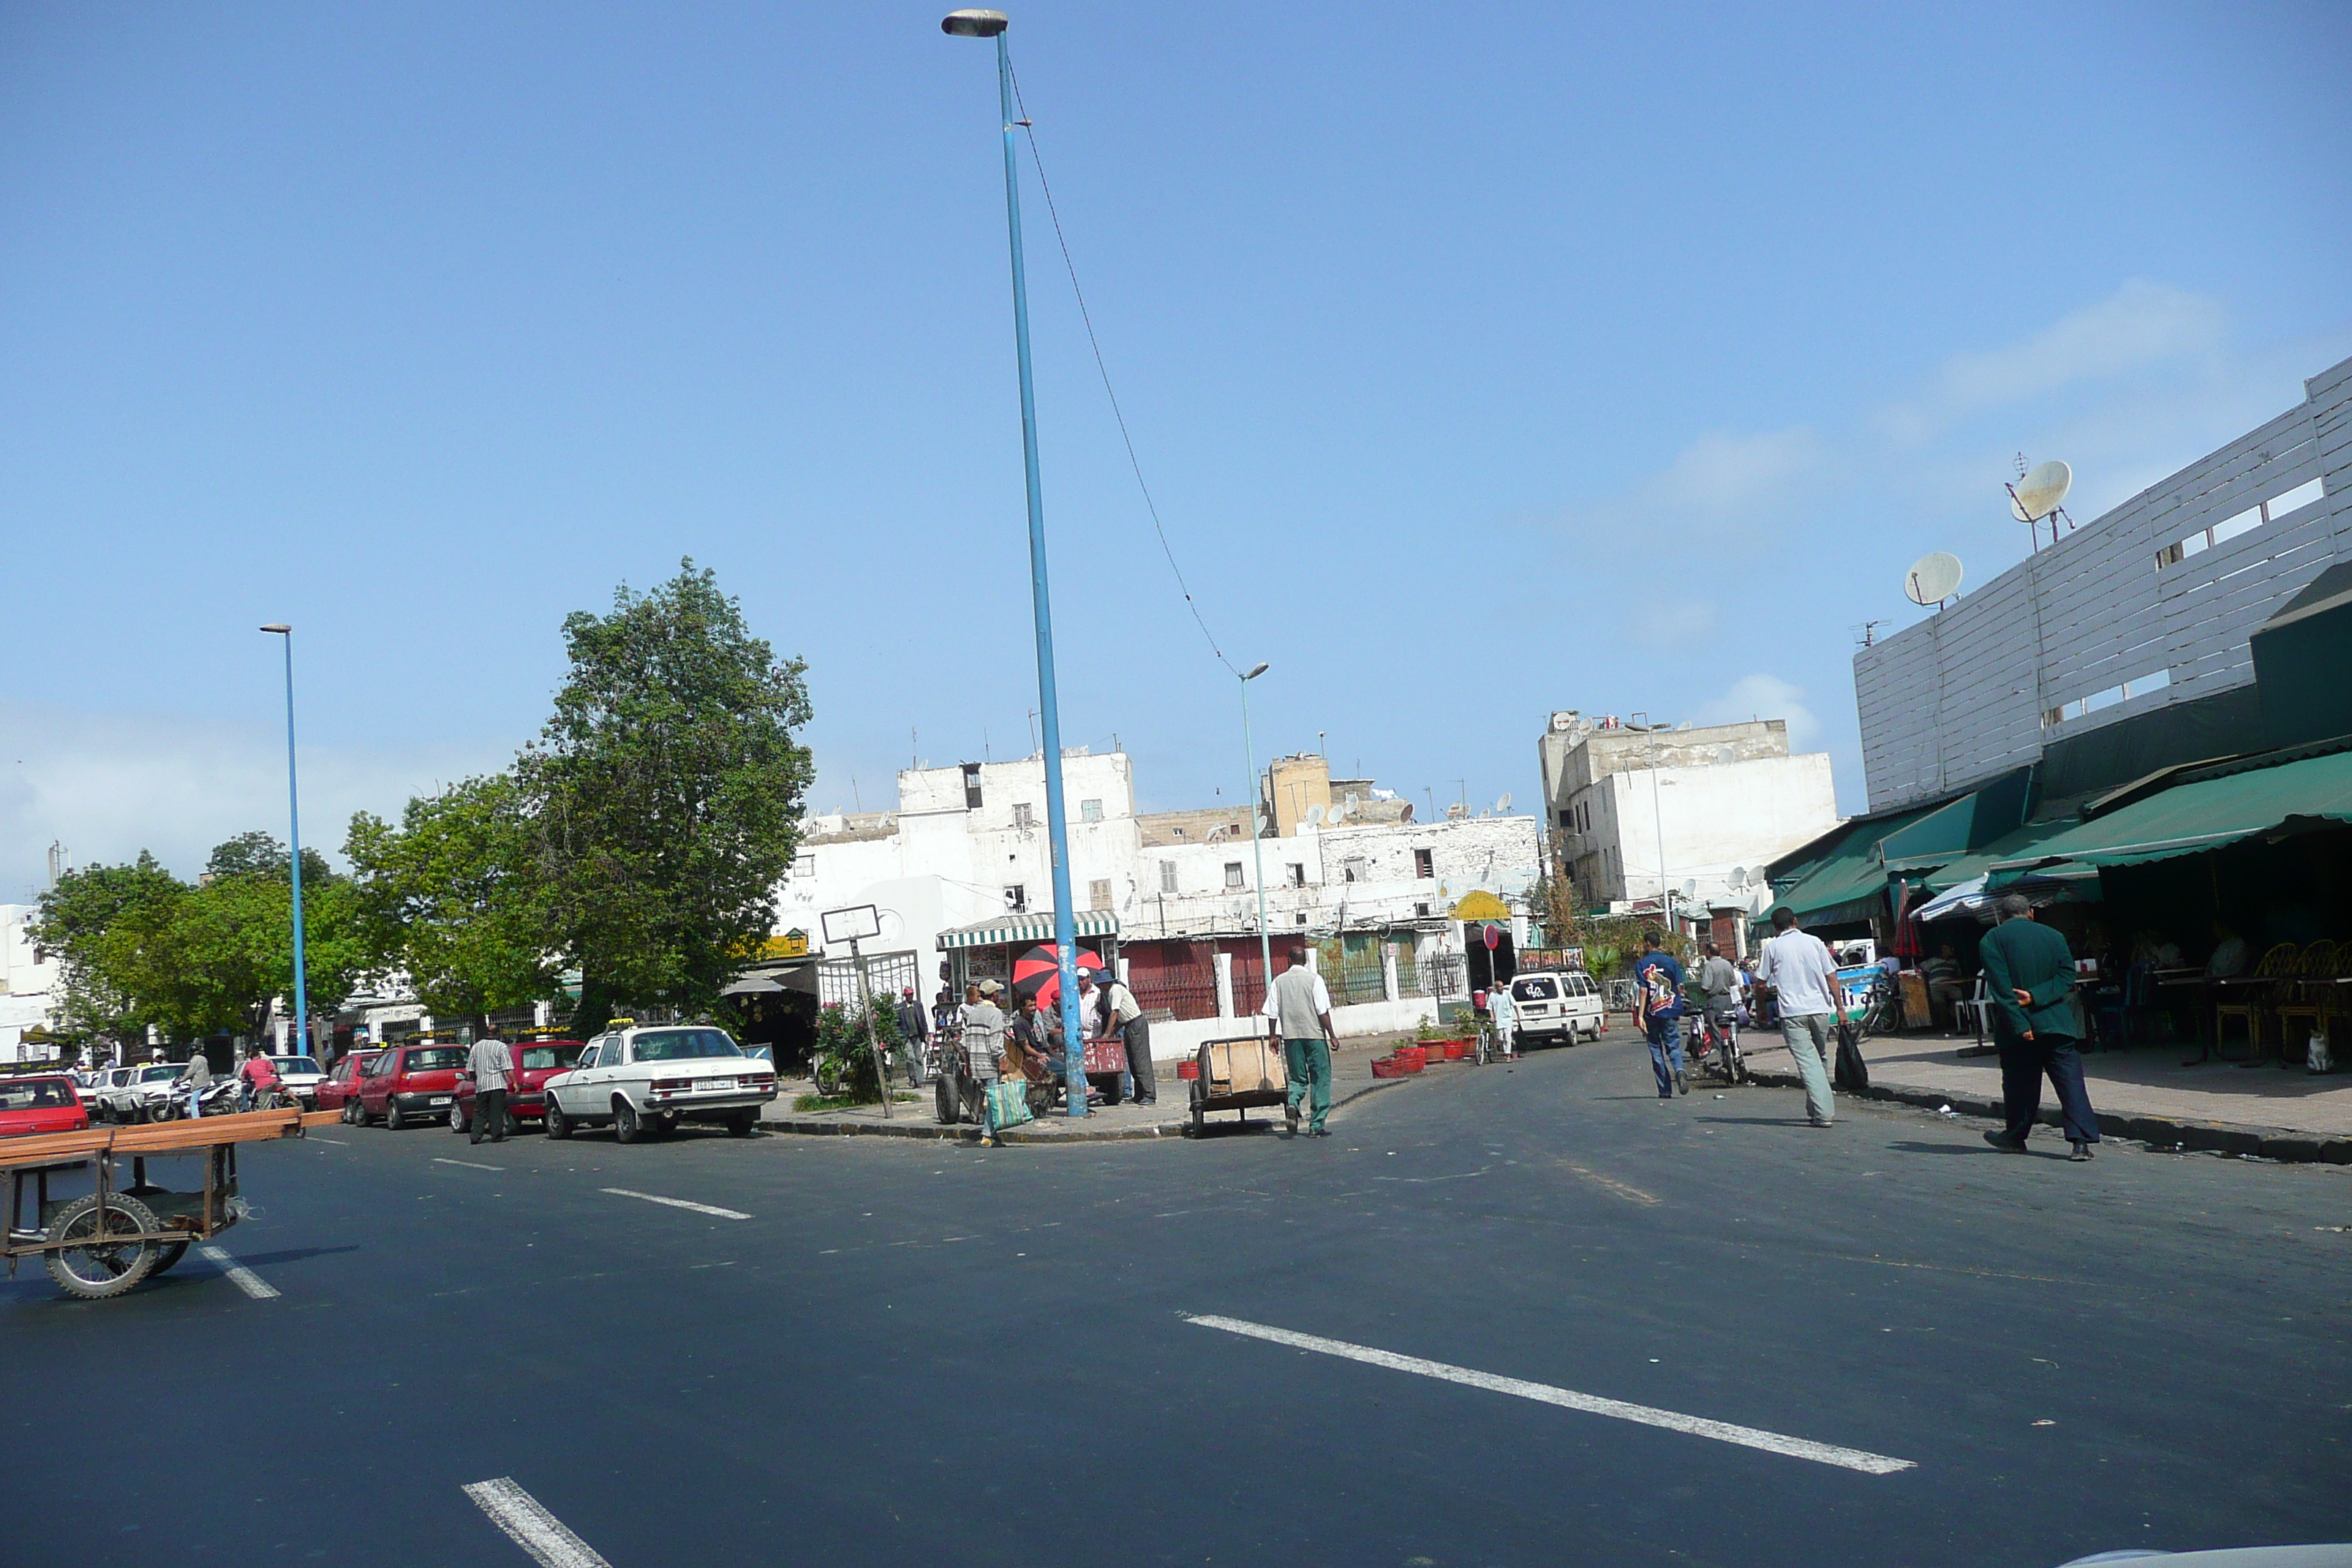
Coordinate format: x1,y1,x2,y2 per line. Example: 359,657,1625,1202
1509,970,1607,1046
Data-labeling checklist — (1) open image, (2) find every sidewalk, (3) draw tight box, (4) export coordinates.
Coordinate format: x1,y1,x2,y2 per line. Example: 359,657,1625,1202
1741,1027,2352,1163
759,1030,1424,1145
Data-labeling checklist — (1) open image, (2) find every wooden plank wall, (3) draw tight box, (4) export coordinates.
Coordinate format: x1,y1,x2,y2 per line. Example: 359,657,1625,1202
1856,355,2352,811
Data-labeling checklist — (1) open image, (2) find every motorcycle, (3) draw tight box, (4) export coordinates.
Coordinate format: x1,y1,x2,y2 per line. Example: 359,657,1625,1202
148,1077,245,1122
1689,1009,1748,1085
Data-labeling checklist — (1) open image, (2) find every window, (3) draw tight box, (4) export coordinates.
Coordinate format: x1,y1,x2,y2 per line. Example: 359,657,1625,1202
1089,878,1112,911
962,763,983,810
1013,802,1035,829
1080,798,1103,822
1159,861,1178,894
1171,826,1186,840
1004,883,1027,912
2043,666,2172,728
631,1028,743,1062
1414,902,1431,917
1224,862,1245,890
792,852,815,879
1286,863,1306,889
2155,478,2327,570
1414,848,1434,879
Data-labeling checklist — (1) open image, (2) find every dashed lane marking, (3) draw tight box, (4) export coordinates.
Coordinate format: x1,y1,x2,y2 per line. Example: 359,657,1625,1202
198,1245,280,1300
1562,1162,1662,1207
434,1157,505,1171
464,1477,611,1568
599,1187,750,1221
1183,1314,1915,1476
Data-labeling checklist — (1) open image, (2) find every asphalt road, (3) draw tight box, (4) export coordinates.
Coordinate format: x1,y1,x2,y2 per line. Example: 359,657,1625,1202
7,1028,2348,1568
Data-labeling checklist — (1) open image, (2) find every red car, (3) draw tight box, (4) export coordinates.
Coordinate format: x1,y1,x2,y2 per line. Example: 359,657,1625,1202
314,1050,383,1116
448,1038,586,1135
350,1043,471,1130
0,1075,91,1137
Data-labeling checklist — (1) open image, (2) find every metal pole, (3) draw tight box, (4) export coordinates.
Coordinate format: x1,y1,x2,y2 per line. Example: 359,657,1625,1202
1241,674,1273,1017
990,30,1086,1115
275,630,309,1060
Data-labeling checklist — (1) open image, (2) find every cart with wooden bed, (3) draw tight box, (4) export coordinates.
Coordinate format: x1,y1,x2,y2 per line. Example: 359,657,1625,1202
1186,1033,1295,1136
2,1105,339,1300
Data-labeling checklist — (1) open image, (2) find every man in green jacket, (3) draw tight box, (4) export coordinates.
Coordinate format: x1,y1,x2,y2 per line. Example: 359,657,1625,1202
1976,893,2101,1161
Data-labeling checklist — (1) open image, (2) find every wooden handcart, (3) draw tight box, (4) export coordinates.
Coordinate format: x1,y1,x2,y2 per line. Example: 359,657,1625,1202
2,1107,337,1300
1187,1035,1294,1136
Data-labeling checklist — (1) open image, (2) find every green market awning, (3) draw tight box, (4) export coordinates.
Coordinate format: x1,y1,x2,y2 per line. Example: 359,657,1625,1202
936,910,1122,950
1912,815,2089,894
1989,745,2352,879
1770,804,1944,927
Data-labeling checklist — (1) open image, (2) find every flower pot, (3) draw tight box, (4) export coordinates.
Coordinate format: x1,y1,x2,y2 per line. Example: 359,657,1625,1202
1371,1056,1408,1079
1176,1059,1201,1081
1443,1041,1469,1060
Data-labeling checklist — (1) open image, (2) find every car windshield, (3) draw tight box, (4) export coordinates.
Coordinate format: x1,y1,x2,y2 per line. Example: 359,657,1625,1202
0,1080,76,1109
272,1058,320,1074
140,1066,180,1082
402,1048,467,1073
521,1042,584,1071
628,1028,742,1063
1512,978,1558,1001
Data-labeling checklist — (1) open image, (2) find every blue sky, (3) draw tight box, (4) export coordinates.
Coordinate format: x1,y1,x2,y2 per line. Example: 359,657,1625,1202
4,1,2348,898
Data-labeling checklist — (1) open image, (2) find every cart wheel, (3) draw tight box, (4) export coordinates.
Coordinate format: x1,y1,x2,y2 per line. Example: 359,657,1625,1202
149,1240,190,1276
545,1100,573,1140
935,1074,960,1126
1188,1075,1206,1137
42,1192,160,1300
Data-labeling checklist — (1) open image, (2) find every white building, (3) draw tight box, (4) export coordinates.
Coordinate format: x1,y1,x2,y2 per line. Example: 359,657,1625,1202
1537,712,1839,930
1,904,62,1062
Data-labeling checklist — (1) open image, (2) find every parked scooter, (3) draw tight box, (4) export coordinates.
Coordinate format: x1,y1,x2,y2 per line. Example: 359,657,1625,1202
150,1077,245,1122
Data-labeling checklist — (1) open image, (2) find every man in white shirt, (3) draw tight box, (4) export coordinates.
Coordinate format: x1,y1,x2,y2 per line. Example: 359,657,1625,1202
1088,970,1154,1106
1755,906,1844,1128
1262,947,1338,1137
465,1030,514,1145
1487,982,1517,1059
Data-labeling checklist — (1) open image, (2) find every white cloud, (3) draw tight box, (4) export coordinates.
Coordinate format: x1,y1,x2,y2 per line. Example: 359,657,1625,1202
1564,426,1825,551
1695,673,1823,752
0,704,513,899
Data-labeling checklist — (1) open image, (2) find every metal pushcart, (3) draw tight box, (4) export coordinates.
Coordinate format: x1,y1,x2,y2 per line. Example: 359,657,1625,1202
1186,1035,1295,1136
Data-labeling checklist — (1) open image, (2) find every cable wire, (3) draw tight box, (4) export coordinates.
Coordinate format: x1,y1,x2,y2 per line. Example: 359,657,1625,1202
1007,56,1240,679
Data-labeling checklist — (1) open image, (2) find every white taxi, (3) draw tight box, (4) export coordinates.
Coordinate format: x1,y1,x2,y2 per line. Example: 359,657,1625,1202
541,1022,777,1143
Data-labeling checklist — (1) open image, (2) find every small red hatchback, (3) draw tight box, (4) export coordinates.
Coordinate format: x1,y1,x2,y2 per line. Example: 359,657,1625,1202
351,1044,471,1130
0,1076,91,1137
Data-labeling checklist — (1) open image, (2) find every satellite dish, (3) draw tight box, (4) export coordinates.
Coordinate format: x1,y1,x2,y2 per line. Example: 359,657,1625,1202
1495,792,1512,813
1326,801,1348,825
1904,551,1964,606
1730,866,1749,889
2014,461,2072,520
1681,880,1698,900
2010,491,2034,524
1304,803,1327,826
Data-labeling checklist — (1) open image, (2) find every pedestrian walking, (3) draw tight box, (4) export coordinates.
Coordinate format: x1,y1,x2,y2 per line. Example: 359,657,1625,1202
1976,894,2101,1160
1632,930,1687,1098
1756,907,1843,1127
1262,947,1338,1137
467,1030,513,1144
1090,970,1154,1106
956,980,1006,1123
1487,981,1517,1060
177,1047,214,1119
894,986,930,1051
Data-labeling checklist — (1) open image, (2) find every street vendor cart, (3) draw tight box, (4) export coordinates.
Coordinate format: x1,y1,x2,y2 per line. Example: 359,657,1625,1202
1187,1033,1295,1136
2,1105,335,1300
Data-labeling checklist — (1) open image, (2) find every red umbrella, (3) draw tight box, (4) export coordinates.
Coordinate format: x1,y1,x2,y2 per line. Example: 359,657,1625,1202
1010,945,1106,1009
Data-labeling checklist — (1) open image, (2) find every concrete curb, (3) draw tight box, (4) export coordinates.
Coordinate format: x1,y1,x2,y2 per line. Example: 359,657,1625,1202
1744,1068,2352,1165
760,1064,1410,1147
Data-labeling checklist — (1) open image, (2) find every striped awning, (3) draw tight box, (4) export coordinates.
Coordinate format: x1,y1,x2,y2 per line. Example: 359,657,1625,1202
936,911,1121,950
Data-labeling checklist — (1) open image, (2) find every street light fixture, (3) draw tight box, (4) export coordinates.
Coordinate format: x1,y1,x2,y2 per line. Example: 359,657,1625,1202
943,7,1088,1116
1238,663,1273,1008
260,625,309,1063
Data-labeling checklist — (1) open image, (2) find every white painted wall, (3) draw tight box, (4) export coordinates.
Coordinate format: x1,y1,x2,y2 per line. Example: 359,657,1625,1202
0,904,59,1061
1598,753,1839,911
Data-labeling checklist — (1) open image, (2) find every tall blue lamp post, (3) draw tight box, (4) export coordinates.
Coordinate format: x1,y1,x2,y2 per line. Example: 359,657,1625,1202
260,625,309,1061
943,7,1088,1115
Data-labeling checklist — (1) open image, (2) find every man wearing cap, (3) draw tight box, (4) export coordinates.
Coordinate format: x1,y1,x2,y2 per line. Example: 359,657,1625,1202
1262,946,1338,1137
954,980,1006,1123
1084,969,1155,1107
1978,894,2100,1160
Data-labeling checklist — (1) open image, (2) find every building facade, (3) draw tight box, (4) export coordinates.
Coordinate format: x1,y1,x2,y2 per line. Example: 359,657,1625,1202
1,905,61,1062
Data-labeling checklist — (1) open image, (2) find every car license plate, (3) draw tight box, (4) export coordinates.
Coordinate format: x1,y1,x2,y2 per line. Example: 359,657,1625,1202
431,1096,452,1106
701,1078,736,1093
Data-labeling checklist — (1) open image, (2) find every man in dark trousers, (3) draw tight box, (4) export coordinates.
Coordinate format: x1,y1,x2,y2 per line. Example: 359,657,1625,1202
1632,930,1687,1099
465,1029,513,1145
1977,894,2101,1161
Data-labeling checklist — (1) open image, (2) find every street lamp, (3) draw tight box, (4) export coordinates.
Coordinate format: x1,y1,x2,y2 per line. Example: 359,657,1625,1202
260,625,309,1063
943,7,1087,1116
1631,711,1672,937
1237,662,1273,1006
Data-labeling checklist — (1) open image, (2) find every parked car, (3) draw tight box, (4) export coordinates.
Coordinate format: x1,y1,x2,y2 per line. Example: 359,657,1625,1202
351,1044,470,1130
0,1075,91,1137
104,1062,192,1122
84,1066,137,1121
1509,970,1608,1046
449,1038,586,1135
265,1055,327,1109
543,1023,777,1143
314,1051,383,1117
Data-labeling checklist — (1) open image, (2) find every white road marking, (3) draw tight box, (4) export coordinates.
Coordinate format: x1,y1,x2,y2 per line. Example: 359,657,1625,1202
599,1187,750,1221
1183,1314,1915,1476
434,1157,505,1171
197,1245,280,1300
463,1477,612,1568
308,1137,349,1145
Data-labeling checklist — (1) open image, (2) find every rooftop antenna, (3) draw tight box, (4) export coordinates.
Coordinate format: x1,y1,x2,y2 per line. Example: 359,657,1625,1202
1904,551,1964,610
2006,459,2073,553
1854,619,1891,647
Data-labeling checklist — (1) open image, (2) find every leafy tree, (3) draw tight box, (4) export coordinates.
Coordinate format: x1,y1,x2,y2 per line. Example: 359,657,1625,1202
345,772,555,1023
30,853,186,1042
205,830,333,888
519,561,814,1029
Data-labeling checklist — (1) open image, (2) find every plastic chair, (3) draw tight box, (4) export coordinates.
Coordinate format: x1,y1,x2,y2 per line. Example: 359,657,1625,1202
1950,976,1995,1047
2215,943,2299,1063
2092,964,2153,1052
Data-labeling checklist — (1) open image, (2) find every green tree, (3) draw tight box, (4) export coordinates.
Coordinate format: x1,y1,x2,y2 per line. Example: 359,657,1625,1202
29,853,187,1043
345,772,556,1023
519,561,813,1029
